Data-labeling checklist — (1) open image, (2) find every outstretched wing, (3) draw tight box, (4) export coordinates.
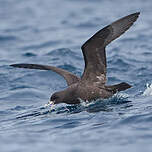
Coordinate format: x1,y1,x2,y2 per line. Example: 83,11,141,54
10,64,80,86
81,12,140,86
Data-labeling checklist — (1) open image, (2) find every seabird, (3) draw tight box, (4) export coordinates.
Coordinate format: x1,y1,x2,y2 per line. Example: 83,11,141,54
10,12,140,105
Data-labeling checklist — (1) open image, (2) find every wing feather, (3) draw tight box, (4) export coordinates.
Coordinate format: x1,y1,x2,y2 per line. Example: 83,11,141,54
10,64,80,86
81,12,140,85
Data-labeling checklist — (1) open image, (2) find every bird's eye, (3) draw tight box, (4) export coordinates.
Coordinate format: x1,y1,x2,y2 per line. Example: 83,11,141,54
51,94,59,101
54,96,59,100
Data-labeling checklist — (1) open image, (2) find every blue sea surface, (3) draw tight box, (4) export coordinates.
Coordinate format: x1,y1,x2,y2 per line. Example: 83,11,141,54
1,0,152,151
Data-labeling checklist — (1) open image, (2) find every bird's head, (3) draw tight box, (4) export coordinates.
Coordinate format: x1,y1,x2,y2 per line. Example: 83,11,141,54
49,88,80,105
50,91,64,104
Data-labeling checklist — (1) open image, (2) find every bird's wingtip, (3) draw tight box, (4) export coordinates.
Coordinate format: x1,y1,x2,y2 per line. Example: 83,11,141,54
136,12,140,17
10,64,26,68
10,64,18,67
135,12,140,15
133,12,140,17
10,64,15,67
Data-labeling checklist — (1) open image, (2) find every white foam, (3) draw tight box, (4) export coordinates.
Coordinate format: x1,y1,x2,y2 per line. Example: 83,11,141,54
143,83,152,96
79,92,129,107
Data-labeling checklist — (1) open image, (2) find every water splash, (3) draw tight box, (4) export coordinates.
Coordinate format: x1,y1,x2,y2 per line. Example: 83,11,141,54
143,83,152,96
43,93,130,114
44,101,55,110
79,92,130,106
15,93,131,120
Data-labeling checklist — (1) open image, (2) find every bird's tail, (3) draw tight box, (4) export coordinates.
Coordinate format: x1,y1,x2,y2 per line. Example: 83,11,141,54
106,82,132,93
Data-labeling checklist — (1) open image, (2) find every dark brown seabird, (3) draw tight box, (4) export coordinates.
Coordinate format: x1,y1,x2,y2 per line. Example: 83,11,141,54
11,12,140,105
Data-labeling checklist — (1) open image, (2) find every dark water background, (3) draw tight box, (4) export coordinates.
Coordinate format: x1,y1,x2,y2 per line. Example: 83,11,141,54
1,0,152,151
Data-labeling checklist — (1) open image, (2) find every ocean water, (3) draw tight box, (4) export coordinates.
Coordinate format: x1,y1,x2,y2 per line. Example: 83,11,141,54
1,0,152,151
